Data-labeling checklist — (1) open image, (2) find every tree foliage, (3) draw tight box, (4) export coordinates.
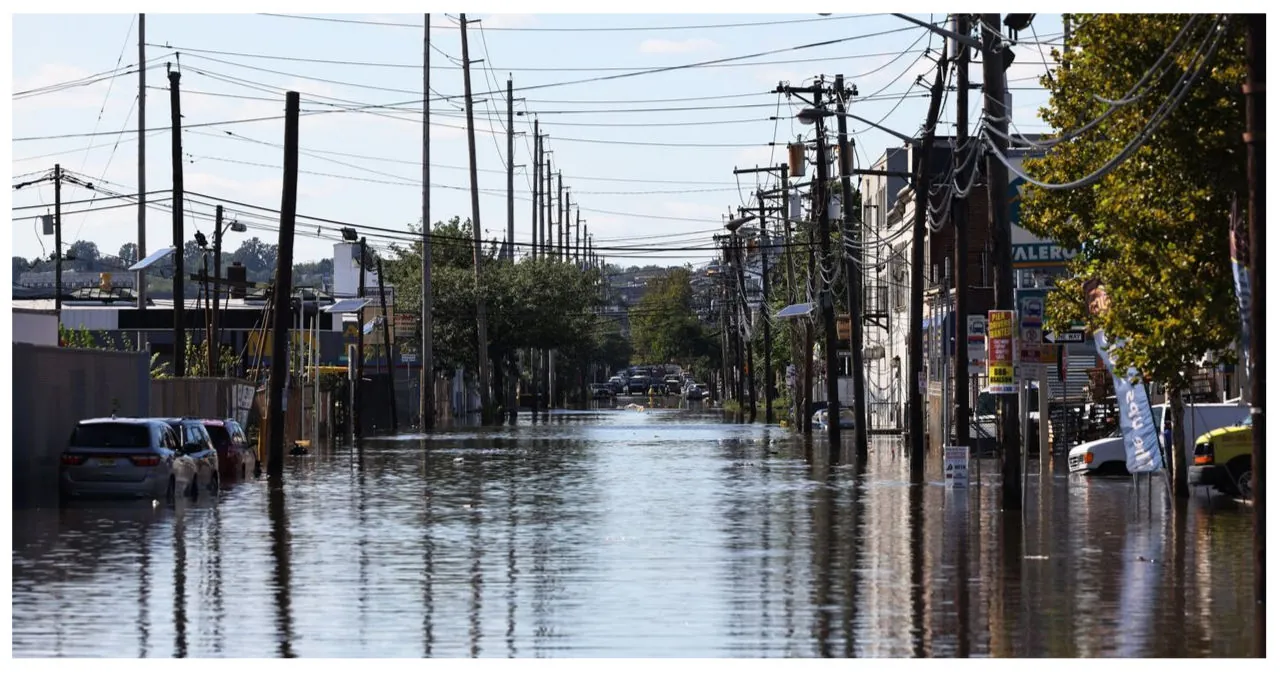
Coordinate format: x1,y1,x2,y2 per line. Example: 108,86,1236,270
1020,14,1246,390
629,267,718,367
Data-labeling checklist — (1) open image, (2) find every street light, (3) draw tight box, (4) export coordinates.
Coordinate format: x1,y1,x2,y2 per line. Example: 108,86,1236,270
797,107,833,126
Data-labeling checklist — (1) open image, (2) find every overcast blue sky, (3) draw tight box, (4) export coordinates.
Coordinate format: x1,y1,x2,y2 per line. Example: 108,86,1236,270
9,9,1060,271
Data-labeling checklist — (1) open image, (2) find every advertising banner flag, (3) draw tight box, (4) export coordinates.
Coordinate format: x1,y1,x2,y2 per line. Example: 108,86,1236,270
1229,198,1252,395
1094,330,1164,474
987,310,1015,394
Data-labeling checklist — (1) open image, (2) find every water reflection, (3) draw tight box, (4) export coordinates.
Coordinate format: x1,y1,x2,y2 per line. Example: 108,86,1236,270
10,410,1260,657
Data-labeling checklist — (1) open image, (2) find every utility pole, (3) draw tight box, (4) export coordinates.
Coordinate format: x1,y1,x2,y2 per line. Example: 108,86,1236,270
421,11,435,431
734,226,756,423
460,13,493,424
812,86,842,459
267,90,300,480
557,172,564,260
908,54,949,481
834,73,870,462
545,157,553,259
53,164,63,315
209,205,223,376
355,237,367,439
136,13,147,310
506,76,515,263
378,258,397,433
759,192,774,424
532,120,540,260
981,13,1021,509
1245,12,1265,658
169,68,186,378
575,210,582,265
952,13,973,454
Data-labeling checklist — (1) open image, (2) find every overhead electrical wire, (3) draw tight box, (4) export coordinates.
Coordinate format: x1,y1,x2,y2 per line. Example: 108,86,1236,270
259,12,885,33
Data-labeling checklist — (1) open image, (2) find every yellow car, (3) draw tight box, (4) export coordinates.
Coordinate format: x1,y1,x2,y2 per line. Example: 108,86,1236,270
1189,413,1254,498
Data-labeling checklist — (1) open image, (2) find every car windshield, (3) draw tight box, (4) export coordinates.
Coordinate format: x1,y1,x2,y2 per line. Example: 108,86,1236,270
71,423,150,448
206,426,231,446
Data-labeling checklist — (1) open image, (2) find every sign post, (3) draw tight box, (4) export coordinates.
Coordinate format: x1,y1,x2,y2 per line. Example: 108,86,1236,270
944,445,970,489
987,310,1015,394
967,314,986,375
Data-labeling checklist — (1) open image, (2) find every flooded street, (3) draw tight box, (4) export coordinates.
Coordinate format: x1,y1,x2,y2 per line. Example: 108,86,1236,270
12,409,1259,657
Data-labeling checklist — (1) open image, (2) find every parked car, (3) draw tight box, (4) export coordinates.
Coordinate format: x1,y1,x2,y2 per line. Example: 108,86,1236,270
59,417,198,502
685,383,707,401
664,376,683,395
628,376,650,395
590,384,616,401
1191,413,1255,498
813,407,858,430
1067,401,1248,475
159,418,221,496
607,376,626,394
201,418,257,482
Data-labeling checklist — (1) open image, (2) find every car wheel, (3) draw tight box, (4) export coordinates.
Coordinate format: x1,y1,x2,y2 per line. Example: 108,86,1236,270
1225,456,1253,499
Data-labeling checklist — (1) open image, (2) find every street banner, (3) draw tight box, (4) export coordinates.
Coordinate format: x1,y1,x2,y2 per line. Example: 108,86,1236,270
943,446,970,489
1229,199,1253,396
1085,281,1163,474
987,310,1015,394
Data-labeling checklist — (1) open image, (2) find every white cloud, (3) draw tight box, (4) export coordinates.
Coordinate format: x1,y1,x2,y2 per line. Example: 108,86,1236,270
478,14,538,30
638,38,719,55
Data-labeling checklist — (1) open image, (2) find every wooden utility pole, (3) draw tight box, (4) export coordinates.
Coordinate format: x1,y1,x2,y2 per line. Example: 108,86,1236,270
981,13,1021,509
557,172,564,260
136,13,147,309
459,13,493,424
834,73,869,462
355,237,367,439
267,91,300,480
734,227,757,423
53,164,62,315
507,76,515,263
812,87,842,459
545,156,552,258
907,51,948,481
421,12,435,431
1245,12,1265,658
168,69,186,378
533,120,541,259
952,13,973,454
377,258,397,433
759,192,775,424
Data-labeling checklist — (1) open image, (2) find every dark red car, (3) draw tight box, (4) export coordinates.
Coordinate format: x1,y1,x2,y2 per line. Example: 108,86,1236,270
201,419,258,481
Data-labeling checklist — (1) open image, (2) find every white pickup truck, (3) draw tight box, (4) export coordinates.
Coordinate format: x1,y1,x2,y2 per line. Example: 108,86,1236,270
1067,401,1248,475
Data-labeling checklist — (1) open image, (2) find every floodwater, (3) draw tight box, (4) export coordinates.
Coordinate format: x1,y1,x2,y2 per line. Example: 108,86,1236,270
11,408,1260,657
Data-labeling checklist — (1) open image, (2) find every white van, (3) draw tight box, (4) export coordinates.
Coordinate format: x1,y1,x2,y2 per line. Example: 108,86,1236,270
1067,400,1248,475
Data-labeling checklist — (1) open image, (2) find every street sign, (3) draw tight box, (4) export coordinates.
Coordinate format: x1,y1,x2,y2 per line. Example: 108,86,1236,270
394,313,417,333
944,446,970,489
1017,291,1045,365
987,310,1016,394
967,314,986,374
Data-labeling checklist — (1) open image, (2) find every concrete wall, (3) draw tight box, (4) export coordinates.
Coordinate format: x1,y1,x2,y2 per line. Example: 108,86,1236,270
11,343,151,509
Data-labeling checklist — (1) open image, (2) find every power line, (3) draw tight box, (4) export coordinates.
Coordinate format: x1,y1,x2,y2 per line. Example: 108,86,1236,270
259,12,884,33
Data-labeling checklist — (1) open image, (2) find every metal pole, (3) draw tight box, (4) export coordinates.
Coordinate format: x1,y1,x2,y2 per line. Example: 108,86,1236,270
533,120,540,260
834,73,869,461
168,69,186,378
953,12,973,453
267,91,300,480
981,13,1021,510
545,157,552,258
460,13,493,424
908,51,947,480
136,13,147,309
356,238,366,439
557,173,564,260
1245,12,1265,657
421,12,435,431
378,258,398,433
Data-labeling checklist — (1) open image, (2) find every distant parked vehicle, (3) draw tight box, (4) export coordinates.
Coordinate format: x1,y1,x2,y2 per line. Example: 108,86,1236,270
1191,413,1255,498
159,418,221,496
201,418,257,482
1067,401,1247,475
628,376,650,395
664,376,682,394
685,384,707,401
590,384,616,401
607,376,626,394
813,407,858,430
59,417,198,502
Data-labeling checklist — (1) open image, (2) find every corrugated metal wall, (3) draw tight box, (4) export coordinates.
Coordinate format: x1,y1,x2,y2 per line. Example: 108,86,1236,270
11,343,151,508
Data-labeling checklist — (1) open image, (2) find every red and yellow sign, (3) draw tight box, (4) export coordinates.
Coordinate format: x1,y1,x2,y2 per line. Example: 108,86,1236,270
987,310,1016,394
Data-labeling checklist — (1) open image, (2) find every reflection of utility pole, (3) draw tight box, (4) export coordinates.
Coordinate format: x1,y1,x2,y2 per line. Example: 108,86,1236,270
1244,12,1265,658
981,12,1021,510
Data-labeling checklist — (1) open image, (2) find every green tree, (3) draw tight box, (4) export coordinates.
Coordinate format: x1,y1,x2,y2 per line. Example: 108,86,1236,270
629,268,718,367
1020,14,1247,497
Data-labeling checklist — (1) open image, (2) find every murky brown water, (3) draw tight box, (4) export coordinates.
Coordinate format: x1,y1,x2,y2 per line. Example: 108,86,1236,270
11,409,1260,657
